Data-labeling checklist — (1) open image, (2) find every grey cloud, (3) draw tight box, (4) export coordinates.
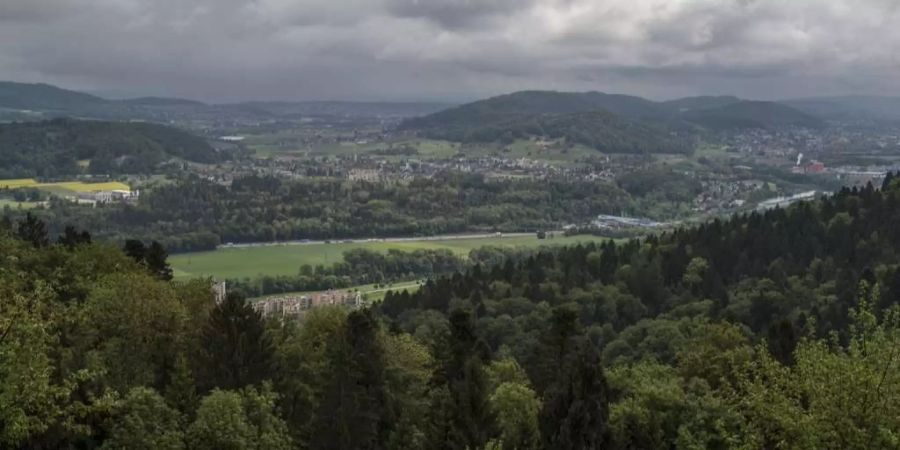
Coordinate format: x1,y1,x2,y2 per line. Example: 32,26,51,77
1,0,899,101
384,0,537,29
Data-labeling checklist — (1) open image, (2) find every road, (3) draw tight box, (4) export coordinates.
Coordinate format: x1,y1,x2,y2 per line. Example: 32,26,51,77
218,232,538,249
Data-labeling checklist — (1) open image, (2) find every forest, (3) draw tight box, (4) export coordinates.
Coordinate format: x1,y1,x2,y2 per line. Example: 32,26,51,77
13,173,636,252
4,175,900,449
0,118,222,178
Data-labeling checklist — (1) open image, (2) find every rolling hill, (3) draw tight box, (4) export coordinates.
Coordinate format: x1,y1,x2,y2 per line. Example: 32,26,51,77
0,82,108,112
680,100,825,130
0,118,222,178
401,91,694,154
402,91,822,153
0,81,453,121
782,95,900,122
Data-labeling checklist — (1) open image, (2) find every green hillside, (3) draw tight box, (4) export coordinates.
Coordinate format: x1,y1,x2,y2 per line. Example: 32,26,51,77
403,91,823,153
681,100,826,129
0,118,221,178
0,81,108,111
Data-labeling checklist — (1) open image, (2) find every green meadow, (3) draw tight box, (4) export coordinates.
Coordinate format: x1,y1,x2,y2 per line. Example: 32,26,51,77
170,234,609,280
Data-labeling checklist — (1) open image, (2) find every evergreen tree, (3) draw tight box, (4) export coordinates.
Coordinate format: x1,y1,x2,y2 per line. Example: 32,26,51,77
430,308,496,450
57,225,92,248
16,212,48,247
124,239,147,264
199,293,274,391
310,309,389,450
539,340,612,450
146,241,174,281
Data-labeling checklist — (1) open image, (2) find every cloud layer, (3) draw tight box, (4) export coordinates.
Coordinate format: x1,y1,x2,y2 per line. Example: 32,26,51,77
2,0,899,101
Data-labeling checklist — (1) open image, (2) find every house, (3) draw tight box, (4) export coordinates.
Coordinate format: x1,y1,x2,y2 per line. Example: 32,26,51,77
212,280,227,305
76,189,138,203
252,289,364,320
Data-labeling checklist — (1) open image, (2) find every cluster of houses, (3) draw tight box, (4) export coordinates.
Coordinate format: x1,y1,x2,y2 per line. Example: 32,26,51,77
252,289,364,320
76,189,139,203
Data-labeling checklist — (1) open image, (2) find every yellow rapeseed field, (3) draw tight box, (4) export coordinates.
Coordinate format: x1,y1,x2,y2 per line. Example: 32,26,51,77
0,178,39,188
42,181,130,192
0,179,130,192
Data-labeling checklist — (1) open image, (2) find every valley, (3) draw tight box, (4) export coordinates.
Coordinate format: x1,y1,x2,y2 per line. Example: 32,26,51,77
6,3,900,446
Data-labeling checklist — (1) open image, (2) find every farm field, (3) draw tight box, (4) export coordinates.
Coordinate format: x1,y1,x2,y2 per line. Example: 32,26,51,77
0,199,40,209
0,178,130,193
170,233,610,280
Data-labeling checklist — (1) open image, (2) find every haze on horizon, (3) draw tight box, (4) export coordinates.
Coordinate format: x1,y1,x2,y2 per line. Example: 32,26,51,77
1,0,899,103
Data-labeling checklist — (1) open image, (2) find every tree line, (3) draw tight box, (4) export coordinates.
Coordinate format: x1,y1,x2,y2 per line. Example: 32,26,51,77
11,173,633,252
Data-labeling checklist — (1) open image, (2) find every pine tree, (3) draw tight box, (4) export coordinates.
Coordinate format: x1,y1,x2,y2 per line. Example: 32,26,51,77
199,293,274,391
310,309,389,450
124,239,147,264
57,225,91,249
146,241,173,281
430,308,496,450
16,213,48,247
539,340,611,450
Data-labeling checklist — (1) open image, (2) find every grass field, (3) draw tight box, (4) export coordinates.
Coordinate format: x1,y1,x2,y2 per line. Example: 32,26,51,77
0,178,130,193
170,234,610,280
0,199,40,209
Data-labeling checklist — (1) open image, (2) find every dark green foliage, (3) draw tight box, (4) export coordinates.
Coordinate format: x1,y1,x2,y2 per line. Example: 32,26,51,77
310,309,389,450
428,309,496,450
199,292,274,391
0,118,220,178
384,176,900,368
8,177,900,449
680,100,825,130
124,239,146,262
403,91,692,154
616,166,702,202
57,225,92,248
146,241,174,281
22,173,633,252
16,212,49,247
402,90,822,151
123,239,173,280
539,341,611,450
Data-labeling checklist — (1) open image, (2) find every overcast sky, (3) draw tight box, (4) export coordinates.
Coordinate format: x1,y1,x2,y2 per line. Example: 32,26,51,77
2,0,899,102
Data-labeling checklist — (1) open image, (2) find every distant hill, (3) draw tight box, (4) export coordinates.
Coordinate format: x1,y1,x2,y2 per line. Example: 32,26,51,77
402,91,823,152
782,96,900,122
0,82,108,112
407,91,668,127
400,91,688,154
661,96,742,113
0,118,221,178
0,81,452,121
681,101,825,130
121,96,208,107
233,101,454,118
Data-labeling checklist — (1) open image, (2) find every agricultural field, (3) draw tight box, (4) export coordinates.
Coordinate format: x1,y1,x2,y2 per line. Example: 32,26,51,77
170,233,609,280
0,199,40,209
0,178,130,193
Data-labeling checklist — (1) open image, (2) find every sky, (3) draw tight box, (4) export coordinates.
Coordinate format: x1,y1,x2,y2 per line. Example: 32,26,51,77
1,0,899,103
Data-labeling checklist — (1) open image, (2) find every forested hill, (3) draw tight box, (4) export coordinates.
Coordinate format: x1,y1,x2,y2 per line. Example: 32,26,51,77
381,175,900,448
0,81,452,120
0,81,108,111
402,90,825,151
0,118,221,177
681,100,825,130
